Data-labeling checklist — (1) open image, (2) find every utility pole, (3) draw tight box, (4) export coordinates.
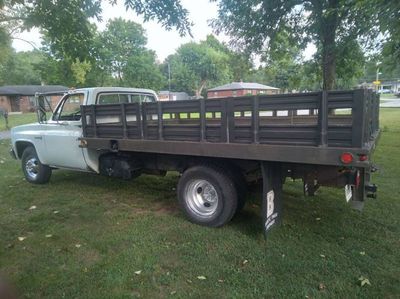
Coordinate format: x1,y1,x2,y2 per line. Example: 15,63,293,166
168,61,171,101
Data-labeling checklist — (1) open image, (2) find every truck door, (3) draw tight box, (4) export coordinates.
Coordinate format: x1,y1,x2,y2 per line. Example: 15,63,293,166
44,92,88,170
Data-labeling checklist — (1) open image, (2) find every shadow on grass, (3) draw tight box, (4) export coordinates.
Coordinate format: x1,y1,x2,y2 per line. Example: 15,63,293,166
42,169,369,242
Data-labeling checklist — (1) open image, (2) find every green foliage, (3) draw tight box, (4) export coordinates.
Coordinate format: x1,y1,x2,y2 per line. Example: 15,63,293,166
123,0,192,36
123,51,165,90
204,35,253,82
163,36,250,97
98,18,147,83
36,18,164,89
1,0,191,60
70,59,92,85
212,0,379,90
0,50,45,85
165,40,231,97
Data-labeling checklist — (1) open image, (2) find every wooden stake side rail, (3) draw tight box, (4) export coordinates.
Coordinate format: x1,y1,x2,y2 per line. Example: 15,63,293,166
80,89,380,163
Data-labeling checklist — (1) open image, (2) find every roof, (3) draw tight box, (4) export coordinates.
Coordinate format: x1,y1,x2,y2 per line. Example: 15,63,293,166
72,87,158,97
0,85,69,96
159,91,189,96
208,82,279,92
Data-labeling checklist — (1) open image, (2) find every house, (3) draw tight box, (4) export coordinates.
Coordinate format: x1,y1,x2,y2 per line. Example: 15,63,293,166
207,82,280,99
0,85,68,113
158,91,190,101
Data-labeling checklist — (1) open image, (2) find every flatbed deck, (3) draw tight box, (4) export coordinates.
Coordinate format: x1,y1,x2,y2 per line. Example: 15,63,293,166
81,89,379,167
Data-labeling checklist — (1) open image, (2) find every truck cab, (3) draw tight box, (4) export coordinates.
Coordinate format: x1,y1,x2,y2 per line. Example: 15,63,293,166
11,87,158,176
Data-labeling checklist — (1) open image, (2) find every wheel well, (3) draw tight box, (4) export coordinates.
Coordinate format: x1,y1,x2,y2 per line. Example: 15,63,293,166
15,141,34,159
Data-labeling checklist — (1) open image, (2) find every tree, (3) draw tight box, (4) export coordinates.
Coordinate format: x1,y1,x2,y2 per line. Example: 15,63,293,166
165,41,231,97
374,0,400,62
123,51,165,90
212,0,379,90
0,0,192,60
203,35,253,82
99,18,147,83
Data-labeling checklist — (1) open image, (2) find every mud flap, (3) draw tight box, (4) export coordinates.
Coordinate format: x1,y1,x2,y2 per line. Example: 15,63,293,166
261,162,283,238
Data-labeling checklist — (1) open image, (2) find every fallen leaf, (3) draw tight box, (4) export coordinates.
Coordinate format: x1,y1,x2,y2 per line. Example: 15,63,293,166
75,244,81,248
53,210,60,214
359,276,371,287
18,237,26,241
29,205,37,210
218,279,224,283
186,279,192,284
170,291,177,295
359,251,366,255
134,270,142,275
242,259,249,265
316,217,321,221
0,160,4,164
197,276,206,280
45,234,52,238
318,283,326,291
320,254,326,258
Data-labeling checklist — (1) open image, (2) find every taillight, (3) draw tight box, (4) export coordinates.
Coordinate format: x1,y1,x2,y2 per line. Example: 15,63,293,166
359,154,368,161
340,152,354,164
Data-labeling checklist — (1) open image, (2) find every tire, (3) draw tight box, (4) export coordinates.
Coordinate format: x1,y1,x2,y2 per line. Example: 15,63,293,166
21,146,52,184
227,169,247,214
177,165,238,227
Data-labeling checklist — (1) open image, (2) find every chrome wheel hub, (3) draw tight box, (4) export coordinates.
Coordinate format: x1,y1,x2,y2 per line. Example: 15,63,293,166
185,179,219,218
25,158,39,179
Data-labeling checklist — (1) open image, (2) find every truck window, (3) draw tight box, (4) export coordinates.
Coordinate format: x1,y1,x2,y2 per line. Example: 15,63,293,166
142,95,155,103
130,94,156,103
54,93,85,121
98,93,129,104
97,93,156,105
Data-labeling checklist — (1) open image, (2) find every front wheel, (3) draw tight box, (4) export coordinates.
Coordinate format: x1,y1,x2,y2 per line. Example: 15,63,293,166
177,165,238,227
21,146,52,184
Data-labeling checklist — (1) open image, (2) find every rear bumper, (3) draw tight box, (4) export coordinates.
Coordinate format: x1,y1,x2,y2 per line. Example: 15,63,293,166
9,148,17,160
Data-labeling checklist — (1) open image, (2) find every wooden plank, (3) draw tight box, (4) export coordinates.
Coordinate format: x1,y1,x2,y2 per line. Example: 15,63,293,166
120,103,128,139
91,105,97,138
200,99,206,141
351,89,366,147
157,101,163,140
252,96,259,143
318,91,328,146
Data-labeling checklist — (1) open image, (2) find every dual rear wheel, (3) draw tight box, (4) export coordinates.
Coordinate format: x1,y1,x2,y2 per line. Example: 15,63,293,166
177,165,246,227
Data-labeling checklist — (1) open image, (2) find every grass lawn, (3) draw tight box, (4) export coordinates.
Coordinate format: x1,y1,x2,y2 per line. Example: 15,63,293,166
0,109,399,298
0,113,38,132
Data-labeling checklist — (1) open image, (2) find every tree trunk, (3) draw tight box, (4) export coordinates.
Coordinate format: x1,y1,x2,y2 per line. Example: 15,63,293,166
195,80,207,98
322,36,336,90
318,0,339,90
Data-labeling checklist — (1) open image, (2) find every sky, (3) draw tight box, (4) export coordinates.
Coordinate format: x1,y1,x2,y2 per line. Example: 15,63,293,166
12,0,316,63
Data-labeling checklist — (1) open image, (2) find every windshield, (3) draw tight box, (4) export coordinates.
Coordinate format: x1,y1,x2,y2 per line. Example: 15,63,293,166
53,93,85,121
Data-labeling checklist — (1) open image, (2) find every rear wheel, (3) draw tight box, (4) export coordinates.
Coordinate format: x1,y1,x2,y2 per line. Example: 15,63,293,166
21,146,52,184
177,165,238,227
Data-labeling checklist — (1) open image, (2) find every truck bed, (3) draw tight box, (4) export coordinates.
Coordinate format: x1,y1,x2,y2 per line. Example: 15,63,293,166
80,89,379,167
